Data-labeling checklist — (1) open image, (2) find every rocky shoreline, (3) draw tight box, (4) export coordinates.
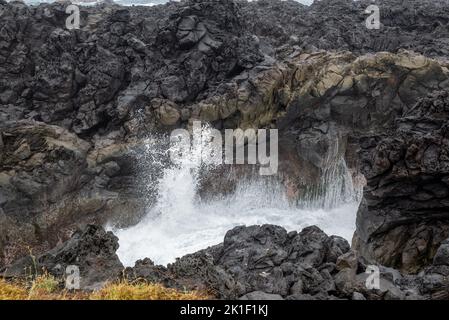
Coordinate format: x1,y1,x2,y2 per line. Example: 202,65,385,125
2,223,448,300
1,0,449,299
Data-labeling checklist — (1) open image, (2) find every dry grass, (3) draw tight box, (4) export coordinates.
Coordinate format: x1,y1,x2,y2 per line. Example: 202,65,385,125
0,276,209,300
0,279,28,300
91,281,209,300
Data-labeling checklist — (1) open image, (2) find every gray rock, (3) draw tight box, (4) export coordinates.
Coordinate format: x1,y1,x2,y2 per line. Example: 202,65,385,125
334,269,357,296
239,291,284,300
433,239,449,266
289,279,304,295
336,250,358,271
1,0,449,301
352,292,366,300
355,91,449,273
1,225,124,289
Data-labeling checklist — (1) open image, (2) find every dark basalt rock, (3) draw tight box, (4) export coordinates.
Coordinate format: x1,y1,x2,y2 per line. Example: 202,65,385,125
124,224,447,300
1,0,448,133
5,223,445,300
355,91,449,273
433,239,449,266
0,0,262,131
1,224,124,290
125,224,352,299
1,0,449,281
241,0,449,58
0,0,264,265
239,291,284,300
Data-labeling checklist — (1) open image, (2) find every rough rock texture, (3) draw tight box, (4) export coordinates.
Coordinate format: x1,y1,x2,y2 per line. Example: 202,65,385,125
0,120,90,263
6,223,446,300
0,225,124,289
355,91,449,273
0,119,147,265
129,224,449,300
121,225,346,299
1,0,449,278
0,0,265,265
434,239,449,266
242,0,449,58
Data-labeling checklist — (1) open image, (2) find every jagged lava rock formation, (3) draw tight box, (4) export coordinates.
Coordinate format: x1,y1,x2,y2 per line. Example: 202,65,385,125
1,0,449,298
3,224,448,299
1,225,124,290
356,91,449,273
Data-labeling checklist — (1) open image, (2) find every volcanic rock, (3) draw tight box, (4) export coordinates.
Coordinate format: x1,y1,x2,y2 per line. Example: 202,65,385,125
1,225,124,289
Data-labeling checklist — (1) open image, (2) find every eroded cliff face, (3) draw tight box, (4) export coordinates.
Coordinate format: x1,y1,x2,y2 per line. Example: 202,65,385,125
242,0,449,57
1,0,449,274
355,91,449,273
3,223,449,300
0,0,266,264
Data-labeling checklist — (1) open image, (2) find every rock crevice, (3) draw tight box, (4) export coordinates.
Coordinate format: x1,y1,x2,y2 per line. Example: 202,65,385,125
1,0,449,278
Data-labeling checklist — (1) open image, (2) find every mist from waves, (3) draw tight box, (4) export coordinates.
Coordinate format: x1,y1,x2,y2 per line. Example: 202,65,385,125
109,130,362,266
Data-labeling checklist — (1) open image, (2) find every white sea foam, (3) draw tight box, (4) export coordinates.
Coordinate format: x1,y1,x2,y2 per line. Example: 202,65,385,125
110,132,361,266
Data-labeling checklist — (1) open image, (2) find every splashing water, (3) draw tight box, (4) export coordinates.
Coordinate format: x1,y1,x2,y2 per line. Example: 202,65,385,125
111,131,361,266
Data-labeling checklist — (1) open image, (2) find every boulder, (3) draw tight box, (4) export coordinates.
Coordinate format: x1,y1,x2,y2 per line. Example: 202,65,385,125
354,91,449,272
1,0,449,290
239,291,284,300
336,250,359,271
124,224,352,299
1,225,124,290
433,239,449,266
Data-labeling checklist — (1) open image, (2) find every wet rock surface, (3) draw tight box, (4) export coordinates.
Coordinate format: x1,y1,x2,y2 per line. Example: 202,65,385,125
3,223,448,299
242,0,449,58
122,224,449,299
0,0,449,293
1,225,124,289
355,91,449,273
1,0,266,264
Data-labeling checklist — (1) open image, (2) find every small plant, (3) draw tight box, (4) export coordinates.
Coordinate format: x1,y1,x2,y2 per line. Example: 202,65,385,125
90,280,210,300
0,276,210,300
29,273,60,298
0,279,28,300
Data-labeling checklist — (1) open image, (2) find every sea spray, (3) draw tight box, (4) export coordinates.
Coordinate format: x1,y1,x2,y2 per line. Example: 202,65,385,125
110,130,361,266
